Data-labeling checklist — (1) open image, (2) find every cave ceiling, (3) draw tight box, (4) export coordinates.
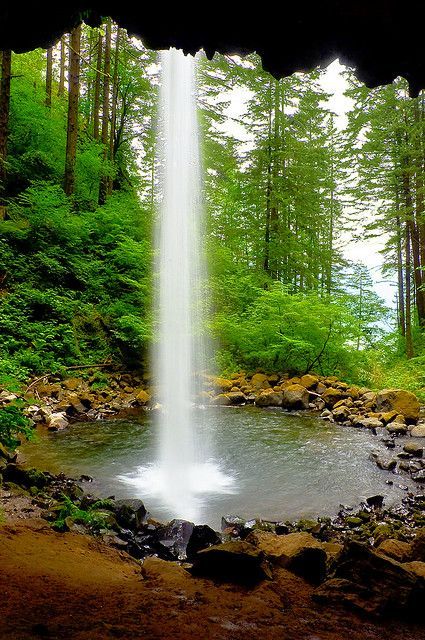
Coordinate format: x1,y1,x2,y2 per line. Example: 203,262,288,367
1,2,424,96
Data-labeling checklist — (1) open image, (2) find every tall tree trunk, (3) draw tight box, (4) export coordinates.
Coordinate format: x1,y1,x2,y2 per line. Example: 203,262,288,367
99,18,111,205
269,80,280,279
58,36,66,97
405,222,414,358
107,26,120,196
396,211,406,336
402,160,425,326
263,80,273,277
45,47,53,107
64,25,81,197
93,31,102,140
0,49,12,202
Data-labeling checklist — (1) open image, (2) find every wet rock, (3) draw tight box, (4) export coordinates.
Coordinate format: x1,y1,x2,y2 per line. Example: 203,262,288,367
412,469,425,482
211,391,246,405
246,531,326,584
403,442,423,457
46,412,69,431
191,540,272,584
255,389,283,407
332,405,351,422
221,515,246,537
353,417,383,430
157,519,195,560
382,437,396,448
366,495,384,510
282,384,309,410
376,539,412,562
387,422,408,435
314,540,425,617
186,524,221,560
411,423,425,438
114,499,147,531
374,389,420,424
3,464,47,489
135,389,150,405
370,452,397,471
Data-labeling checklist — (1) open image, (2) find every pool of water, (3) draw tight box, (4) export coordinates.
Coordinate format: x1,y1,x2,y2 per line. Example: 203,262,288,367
21,407,410,528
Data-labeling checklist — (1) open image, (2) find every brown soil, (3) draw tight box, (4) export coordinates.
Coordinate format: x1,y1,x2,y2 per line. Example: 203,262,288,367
0,502,424,640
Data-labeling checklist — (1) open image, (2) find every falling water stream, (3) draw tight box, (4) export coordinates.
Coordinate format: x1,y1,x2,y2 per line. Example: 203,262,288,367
118,49,234,521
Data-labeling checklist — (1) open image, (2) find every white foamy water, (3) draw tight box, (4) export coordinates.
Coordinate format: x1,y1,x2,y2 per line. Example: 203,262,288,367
119,48,234,521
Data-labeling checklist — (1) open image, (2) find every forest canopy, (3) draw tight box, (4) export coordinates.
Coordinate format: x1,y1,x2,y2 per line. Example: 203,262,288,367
0,21,425,396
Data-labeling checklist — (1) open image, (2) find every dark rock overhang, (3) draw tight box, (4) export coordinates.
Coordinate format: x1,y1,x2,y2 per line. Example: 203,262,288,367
1,2,425,96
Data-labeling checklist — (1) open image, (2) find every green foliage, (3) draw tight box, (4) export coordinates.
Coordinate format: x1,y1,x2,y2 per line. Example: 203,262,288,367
52,494,110,533
0,403,33,451
211,282,363,379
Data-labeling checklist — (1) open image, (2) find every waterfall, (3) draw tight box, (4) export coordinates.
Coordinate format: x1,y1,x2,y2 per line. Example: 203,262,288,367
118,48,234,523
156,48,203,517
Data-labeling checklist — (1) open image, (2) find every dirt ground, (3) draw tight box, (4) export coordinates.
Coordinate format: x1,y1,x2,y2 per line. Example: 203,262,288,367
0,501,425,640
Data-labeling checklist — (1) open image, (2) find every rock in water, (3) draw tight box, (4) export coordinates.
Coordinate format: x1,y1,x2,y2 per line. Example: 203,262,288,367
282,384,310,410
191,540,272,585
157,519,195,560
255,389,283,407
114,499,147,531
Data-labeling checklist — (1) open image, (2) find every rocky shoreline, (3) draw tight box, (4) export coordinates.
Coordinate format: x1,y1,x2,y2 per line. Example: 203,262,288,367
1,369,425,619
0,455,424,619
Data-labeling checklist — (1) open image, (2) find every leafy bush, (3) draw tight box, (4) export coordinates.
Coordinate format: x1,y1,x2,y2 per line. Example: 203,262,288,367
0,403,33,451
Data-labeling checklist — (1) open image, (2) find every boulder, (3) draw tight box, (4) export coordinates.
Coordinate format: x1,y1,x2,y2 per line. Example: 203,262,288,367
370,452,397,471
411,424,425,438
207,377,234,392
135,389,150,405
321,387,347,408
361,391,376,403
377,539,412,562
46,412,68,431
249,373,270,390
314,540,425,617
255,389,283,407
210,391,246,406
316,382,327,395
373,389,420,424
403,561,425,578
347,386,360,400
282,384,309,410
186,525,222,560
157,519,195,560
62,377,82,391
353,417,383,430
114,499,147,531
332,405,351,422
379,410,398,425
246,531,326,584
403,442,423,457
387,421,408,435
191,541,272,584
299,374,319,389
410,528,425,561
